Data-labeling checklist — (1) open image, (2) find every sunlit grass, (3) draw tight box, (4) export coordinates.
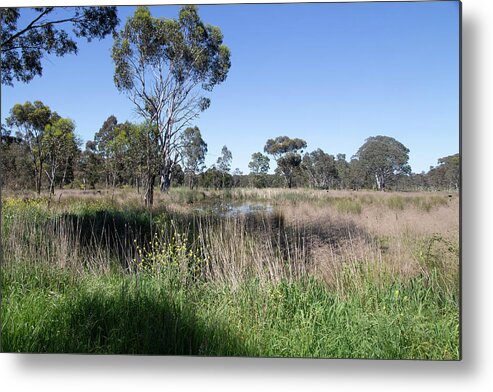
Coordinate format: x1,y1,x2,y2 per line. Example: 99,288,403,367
1,189,459,358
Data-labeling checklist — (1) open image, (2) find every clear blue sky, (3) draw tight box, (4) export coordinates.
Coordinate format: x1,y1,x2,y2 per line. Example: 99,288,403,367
1,1,460,174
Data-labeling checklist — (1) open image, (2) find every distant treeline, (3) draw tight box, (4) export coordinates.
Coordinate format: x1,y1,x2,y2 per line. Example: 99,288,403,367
1,103,459,194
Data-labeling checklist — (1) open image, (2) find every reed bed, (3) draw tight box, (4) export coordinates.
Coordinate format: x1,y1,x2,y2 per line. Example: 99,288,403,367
1,189,460,358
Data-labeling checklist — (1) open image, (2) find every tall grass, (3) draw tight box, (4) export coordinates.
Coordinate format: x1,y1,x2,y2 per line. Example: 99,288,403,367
1,262,458,358
1,191,460,358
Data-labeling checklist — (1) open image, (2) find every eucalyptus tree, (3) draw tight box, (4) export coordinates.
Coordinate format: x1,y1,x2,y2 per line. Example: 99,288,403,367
216,145,232,188
95,117,149,189
42,117,79,195
248,152,270,188
426,153,460,190
112,6,231,206
334,153,350,189
354,135,411,191
6,101,56,193
1,7,118,85
216,145,232,173
264,136,307,188
76,141,104,190
302,148,337,189
180,126,207,189
125,123,150,193
94,115,117,187
0,130,33,190
232,168,244,188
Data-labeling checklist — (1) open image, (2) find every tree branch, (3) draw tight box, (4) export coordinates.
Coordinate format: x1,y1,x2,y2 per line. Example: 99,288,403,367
2,8,54,46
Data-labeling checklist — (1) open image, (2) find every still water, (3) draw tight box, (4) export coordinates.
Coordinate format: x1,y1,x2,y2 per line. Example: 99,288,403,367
194,201,274,217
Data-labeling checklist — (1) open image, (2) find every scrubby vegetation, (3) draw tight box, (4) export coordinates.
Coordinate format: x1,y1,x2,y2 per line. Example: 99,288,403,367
1,189,460,358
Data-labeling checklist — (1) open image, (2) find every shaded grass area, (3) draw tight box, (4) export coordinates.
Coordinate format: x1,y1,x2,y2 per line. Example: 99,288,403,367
1,263,459,359
1,264,245,355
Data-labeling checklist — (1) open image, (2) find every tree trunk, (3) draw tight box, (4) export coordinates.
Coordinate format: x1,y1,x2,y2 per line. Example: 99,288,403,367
61,171,66,189
188,174,194,190
145,174,155,208
34,167,42,194
375,173,385,191
160,163,172,193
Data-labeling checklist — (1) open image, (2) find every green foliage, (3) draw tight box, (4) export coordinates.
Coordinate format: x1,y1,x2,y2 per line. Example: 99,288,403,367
134,229,205,281
427,154,460,190
386,195,448,212
248,152,270,187
214,145,233,188
216,145,232,173
264,136,307,189
42,117,79,193
0,194,459,358
74,141,103,189
355,135,411,191
181,127,208,189
264,136,307,158
387,195,406,210
302,148,338,189
200,167,232,189
0,133,33,190
6,101,65,193
170,187,206,204
248,152,270,175
111,5,231,198
1,7,119,85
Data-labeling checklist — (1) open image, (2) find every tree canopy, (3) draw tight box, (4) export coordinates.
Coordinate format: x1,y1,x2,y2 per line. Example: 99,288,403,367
427,153,460,190
264,136,307,188
302,148,338,189
1,7,119,85
354,135,411,191
42,117,79,194
216,145,232,174
264,136,307,159
111,5,231,206
6,101,57,193
248,152,270,175
180,126,208,189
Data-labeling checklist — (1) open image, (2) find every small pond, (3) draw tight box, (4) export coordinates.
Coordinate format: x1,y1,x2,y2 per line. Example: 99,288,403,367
194,201,274,217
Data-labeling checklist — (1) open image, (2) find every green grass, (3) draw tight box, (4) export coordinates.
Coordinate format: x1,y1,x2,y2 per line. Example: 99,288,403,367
1,262,459,359
1,194,459,358
386,194,448,212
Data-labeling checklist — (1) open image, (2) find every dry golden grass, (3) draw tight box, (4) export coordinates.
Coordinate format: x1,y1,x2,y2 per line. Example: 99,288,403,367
273,191,459,291
2,187,459,294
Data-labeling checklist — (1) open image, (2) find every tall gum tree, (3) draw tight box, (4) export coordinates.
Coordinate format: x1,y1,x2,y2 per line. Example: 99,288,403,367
264,136,307,189
6,101,55,194
248,152,270,187
216,145,232,189
42,117,79,195
112,6,231,207
354,135,411,191
180,126,207,189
